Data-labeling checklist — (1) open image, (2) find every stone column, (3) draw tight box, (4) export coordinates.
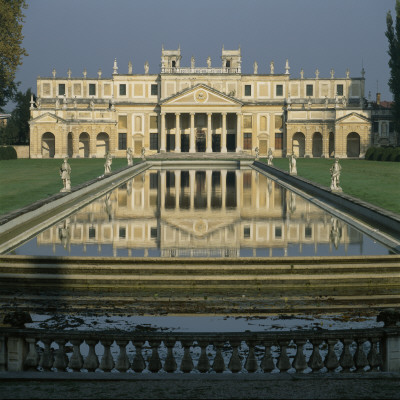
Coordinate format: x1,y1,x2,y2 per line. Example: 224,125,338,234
189,113,195,153
189,170,195,208
206,170,212,209
236,113,242,152
73,131,80,158
221,169,227,209
304,127,312,157
206,112,212,153
175,113,181,152
221,113,227,153
160,170,166,210
175,170,181,209
89,133,97,158
322,127,329,158
160,112,166,152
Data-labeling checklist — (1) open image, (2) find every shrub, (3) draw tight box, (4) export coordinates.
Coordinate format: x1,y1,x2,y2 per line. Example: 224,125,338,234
382,147,395,161
389,147,400,162
372,147,385,161
0,146,17,160
365,147,376,160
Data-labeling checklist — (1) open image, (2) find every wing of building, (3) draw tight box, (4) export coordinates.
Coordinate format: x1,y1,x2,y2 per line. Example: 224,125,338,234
29,47,396,159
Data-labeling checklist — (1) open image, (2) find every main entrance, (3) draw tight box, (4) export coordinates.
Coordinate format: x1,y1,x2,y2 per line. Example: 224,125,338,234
196,130,206,152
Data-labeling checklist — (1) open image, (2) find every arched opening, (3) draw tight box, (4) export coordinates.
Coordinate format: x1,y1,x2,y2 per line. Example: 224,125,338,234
347,132,360,158
41,132,55,158
329,132,335,157
67,133,73,158
79,132,90,158
312,132,323,157
292,132,305,157
96,132,109,157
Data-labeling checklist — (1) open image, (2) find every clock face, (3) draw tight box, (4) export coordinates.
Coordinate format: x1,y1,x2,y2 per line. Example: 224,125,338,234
195,89,208,103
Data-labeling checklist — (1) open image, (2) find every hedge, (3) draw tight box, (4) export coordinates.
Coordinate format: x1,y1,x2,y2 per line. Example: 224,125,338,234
365,146,400,162
0,146,17,160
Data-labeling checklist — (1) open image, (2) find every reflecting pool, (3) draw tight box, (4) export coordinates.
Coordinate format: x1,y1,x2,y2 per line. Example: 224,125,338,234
11,168,391,257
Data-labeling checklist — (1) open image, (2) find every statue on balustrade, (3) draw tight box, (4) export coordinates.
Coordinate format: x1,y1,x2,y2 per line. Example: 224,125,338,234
255,147,259,159
289,153,297,175
126,147,133,166
330,159,342,192
104,152,112,175
267,148,274,166
141,147,146,160
59,157,71,192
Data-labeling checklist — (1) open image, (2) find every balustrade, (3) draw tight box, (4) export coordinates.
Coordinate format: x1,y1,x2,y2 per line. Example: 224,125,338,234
1,327,399,374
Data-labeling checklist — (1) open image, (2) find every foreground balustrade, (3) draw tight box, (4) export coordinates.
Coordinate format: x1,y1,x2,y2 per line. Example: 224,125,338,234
1,327,400,374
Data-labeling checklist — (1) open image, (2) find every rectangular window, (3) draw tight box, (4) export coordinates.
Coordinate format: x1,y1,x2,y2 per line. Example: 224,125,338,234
244,85,252,96
151,84,158,96
150,133,158,150
88,227,96,239
305,226,312,239
150,227,158,239
306,84,313,96
275,226,282,239
89,83,96,96
243,226,251,239
244,132,252,150
58,84,65,96
119,84,126,96
373,122,379,133
119,227,126,239
276,85,283,96
118,133,127,150
150,115,158,130
118,115,128,129
150,173,158,189
275,132,283,150
336,84,344,96
275,115,283,129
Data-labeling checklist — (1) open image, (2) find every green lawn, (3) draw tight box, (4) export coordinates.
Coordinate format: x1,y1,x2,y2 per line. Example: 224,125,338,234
261,158,400,215
0,158,137,215
1,158,399,216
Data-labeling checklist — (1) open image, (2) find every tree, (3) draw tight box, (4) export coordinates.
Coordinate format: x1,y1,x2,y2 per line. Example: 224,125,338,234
0,0,28,111
386,0,400,144
0,88,34,145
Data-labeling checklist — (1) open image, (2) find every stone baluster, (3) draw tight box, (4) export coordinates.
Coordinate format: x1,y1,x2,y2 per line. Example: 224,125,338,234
24,338,40,371
180,340,194,373
163,340,177,373
115,340,130,372
83,339,99,372
260,342,275,373
68,340,84,371
367,338,383,371
132,340,145,373
148,341,162,373
228,340,242,373
325,339,340,372
339,338,355,372
244,340,258,373
277,340,291,372
197,340,211,373
354,338,369,372
99,340,115,372
293,339,308,373
39,338,54,371
53,339,69,372
308,339,324,372
212,341,226,373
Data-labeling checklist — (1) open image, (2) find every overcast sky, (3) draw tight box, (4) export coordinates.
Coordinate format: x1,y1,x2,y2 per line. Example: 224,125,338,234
13,0,395,107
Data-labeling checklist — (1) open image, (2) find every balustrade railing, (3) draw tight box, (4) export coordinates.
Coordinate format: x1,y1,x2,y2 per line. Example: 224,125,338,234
1,327,399,374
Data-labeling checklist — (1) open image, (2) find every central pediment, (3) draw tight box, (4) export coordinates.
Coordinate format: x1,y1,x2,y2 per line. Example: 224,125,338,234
161,84,242,107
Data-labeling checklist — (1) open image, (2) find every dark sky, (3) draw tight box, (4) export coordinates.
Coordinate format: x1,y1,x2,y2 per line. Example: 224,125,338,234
13,0,394,105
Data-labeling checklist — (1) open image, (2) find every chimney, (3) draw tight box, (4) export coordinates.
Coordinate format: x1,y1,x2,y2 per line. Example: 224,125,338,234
376,92,381,106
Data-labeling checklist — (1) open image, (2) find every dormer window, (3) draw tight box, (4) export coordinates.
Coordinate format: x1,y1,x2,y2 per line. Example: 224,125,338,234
172,60,176,67
226,60,231,68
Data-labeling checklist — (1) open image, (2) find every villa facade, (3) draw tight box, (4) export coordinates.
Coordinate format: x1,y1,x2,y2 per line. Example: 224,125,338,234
29,47,387,159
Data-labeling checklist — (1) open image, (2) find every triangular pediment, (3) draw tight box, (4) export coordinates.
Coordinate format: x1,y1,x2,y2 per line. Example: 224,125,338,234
161,215,239,239
30,112,66,124
336,112,370,124
161,84,242,106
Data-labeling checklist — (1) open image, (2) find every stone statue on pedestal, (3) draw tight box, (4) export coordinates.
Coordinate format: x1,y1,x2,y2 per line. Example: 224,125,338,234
330,159,342,192
207,57,211,68
144,61,149,74
253,61,258,74
141,147,146,160
254,146,259,159
60,157,71,192
104,152,112,174
191,56,195,69
289,153,297,175
126,147,133,166
267,148,273,166
270,61,274,74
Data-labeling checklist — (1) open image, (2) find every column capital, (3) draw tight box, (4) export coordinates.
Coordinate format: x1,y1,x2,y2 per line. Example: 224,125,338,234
190,112,195,116
236,112,241,116
207,112,212,117
221,112,227,116
160,112,166,116
175,112,181,116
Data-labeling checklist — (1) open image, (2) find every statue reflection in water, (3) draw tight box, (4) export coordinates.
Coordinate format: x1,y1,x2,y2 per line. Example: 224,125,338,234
58,218,71,251
330,217,342,249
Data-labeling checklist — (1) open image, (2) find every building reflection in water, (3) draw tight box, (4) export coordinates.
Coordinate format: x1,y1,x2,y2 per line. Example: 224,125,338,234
21,168,389,258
